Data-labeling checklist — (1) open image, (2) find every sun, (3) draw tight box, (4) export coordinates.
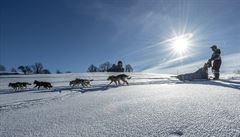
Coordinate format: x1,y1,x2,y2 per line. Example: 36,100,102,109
172,37,189,54
171,33,193,55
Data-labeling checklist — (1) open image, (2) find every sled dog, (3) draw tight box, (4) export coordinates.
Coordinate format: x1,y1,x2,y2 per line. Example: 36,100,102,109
107,74,131,86
8,82,31,90
69,79,93,87
33,80,52,89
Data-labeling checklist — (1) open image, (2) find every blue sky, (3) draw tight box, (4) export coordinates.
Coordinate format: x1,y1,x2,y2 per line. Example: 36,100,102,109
0,0,239,73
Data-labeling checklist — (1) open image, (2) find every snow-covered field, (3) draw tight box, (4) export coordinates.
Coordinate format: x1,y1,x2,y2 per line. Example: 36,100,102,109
0,73,240,137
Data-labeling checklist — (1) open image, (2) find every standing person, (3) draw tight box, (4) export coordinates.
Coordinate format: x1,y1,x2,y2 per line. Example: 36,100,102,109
116,61,124,72
208,45,222,80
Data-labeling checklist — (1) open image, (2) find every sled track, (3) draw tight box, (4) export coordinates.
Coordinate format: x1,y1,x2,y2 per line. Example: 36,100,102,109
0,79,180,112
0,91,80,113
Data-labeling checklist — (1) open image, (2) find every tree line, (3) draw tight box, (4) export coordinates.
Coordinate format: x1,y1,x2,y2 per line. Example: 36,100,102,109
87,61,133,72
0,61,134,75
0,63,51,75
0,63,72,75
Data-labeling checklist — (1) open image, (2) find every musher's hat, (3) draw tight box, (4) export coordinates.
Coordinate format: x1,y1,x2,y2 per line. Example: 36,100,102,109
211,45,217,49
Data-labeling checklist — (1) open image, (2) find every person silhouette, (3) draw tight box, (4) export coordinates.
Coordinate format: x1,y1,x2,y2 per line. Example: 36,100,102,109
208,45,222,80
116,61,124,72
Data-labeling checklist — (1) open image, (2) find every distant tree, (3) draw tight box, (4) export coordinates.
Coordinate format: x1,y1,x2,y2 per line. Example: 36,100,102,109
98,64,104,72
65,71,71,73
32,62,44,74
42,69,51,74
99,62,111,72
87,62,132,72
18,65,32,75
56,70,62,74
105,62,111,71
108,64,116,72
87,64,98,72
11,68,17,72
25,66,33,74
125,64,133,72
0,64,6,71
18,66,27,74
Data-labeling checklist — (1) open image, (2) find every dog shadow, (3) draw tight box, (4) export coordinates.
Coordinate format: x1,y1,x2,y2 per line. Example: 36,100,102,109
32,84,119,94
70,84,119,93
0,88,42,95
0,84,123,95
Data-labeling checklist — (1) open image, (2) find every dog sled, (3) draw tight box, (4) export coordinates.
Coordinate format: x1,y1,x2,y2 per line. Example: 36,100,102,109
176,63,209,81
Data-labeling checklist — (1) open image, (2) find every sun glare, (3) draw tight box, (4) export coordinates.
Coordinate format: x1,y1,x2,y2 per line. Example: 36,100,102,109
173,37,189,53
171,33,193,55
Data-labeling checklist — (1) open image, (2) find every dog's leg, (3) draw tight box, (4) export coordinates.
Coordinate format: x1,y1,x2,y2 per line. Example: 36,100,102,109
85,82,89,87
83,83,87,87
33,85,37,88
123,79,128,85
84,81,89,87
117,80,121,85
122,79,128,85
108,81,113,85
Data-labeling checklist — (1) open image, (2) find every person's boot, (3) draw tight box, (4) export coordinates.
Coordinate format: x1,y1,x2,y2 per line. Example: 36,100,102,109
213,73,219,80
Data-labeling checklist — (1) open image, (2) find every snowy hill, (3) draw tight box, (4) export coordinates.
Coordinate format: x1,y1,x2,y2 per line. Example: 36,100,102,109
0,73,240,137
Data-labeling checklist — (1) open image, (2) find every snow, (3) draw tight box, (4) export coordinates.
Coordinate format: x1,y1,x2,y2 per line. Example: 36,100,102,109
0,73,240,137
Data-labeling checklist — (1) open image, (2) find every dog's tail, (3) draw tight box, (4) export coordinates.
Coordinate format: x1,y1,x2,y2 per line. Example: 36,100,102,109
89,79,94,81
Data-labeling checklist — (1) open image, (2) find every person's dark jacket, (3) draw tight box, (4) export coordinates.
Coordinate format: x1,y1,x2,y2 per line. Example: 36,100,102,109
208,48,222,73
209,48,221,61
107,65,124,72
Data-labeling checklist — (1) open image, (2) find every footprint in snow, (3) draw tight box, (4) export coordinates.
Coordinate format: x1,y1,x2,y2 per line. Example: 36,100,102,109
169,131,183,137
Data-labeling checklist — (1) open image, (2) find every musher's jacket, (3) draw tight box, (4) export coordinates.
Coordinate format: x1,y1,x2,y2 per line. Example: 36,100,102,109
209,48,221,61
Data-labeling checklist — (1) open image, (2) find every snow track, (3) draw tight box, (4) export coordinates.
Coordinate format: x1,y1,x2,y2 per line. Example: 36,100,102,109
0,91,79,112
